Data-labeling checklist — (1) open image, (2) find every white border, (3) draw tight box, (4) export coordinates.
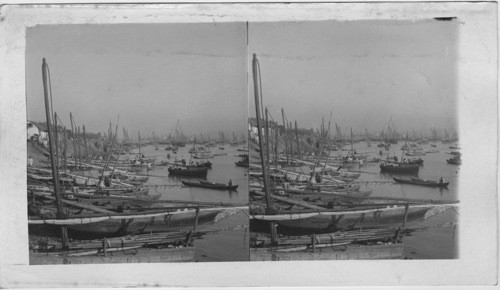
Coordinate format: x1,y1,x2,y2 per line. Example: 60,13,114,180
0,2,497,287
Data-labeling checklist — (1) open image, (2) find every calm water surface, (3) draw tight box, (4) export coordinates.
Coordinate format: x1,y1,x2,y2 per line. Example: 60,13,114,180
125,141,459,260
124,144,249,262
349,141,459,259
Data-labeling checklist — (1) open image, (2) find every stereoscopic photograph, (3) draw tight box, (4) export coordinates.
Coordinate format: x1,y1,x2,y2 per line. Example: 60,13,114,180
0,1,497,288
248,20,460,260
25,23,249,263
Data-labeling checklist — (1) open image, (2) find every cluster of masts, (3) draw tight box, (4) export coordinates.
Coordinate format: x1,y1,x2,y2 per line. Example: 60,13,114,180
249,116,458,145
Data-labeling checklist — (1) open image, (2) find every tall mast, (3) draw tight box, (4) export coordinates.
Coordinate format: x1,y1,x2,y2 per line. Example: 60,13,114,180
295,120,300,159
252,54,276,243
138,131,141,154
42,58,68,248
281,108,288,164
69,113,77,169
83,125,88,161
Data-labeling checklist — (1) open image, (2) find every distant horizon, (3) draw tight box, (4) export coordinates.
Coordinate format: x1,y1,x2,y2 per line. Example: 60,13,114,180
26,23,248,138
27,21,458,138
248,20,459,134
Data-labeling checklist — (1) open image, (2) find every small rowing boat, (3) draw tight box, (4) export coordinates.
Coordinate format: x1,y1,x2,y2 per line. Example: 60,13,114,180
181,180,238,191
168,166,208,177
393,177,449,187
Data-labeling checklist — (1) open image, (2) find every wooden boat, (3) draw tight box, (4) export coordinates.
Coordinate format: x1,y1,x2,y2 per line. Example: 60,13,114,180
235,160,249,168
168,166,208,177
380,161,419,173
181,180,238,190
446,156,461,165
251,204,446,233
98,187,150,196
193,161,212,168
406,158,424,165
29,206,236,237
31,245,195,264
393,177,449,187
193,152,214,159
251,242,403,261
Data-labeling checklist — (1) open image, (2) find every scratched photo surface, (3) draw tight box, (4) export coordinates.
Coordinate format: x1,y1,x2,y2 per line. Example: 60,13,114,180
248,20,459,260
25,23,249,264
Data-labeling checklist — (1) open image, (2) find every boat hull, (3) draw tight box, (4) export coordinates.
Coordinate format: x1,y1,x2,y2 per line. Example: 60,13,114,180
265,207,431,233
380,163,419,173
393,178,449,187
66,209,223,237
251,243,403,261
181,181,238,191
168,167,208,177
30,246,195,264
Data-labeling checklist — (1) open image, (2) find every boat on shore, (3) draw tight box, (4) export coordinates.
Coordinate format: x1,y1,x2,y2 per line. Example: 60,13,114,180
30,232,196,264
251,204,448,233
181,180,238,191
393,177,449,188
29,206,235,237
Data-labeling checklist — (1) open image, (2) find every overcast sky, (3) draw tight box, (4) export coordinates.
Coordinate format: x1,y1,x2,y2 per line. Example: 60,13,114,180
26,23,248,138
26,20,458,138
248,20,458,136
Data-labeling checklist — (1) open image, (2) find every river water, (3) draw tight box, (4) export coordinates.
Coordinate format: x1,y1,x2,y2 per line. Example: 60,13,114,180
124,140,458,261
349,141,459,259
126,143,249,262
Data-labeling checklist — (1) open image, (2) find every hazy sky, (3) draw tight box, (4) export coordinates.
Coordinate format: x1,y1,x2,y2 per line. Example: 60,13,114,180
248,20,458,135
26,20,458,138
26,23,248,138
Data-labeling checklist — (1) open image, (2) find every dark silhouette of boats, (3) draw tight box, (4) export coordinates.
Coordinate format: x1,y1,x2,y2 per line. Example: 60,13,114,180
168,166,208,177
380,161,419,173
393,177,449,187
181,180,238,191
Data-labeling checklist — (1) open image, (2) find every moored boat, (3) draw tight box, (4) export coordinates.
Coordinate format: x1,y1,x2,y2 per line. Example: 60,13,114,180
380,161,419,173
181,180,238,190
30,206,235,237
393,177,449,187
252,204,447,233
446,156,461,165
168,166,208,177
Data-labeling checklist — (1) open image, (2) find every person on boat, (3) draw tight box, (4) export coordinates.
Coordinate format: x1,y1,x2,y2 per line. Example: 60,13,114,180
439,177,445,184
104,176,111,187
315,173,322,183
228,179,234,186
28,156,33,167
181,157,186,165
